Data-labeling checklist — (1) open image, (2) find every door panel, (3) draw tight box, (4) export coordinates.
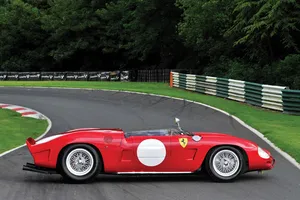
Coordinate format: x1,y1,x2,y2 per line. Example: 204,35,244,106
169,135,202,172
118,135,172,172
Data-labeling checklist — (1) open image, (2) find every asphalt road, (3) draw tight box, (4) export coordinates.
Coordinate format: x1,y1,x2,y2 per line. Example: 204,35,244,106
0,87,299,200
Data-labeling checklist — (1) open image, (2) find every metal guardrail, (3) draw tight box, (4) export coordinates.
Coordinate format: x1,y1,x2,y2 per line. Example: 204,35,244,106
282,90,300,115
170,72,300,115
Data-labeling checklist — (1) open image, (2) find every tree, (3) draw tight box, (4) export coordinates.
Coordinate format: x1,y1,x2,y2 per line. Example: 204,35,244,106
41,0,103,64
226,0,300,63
97,0,184,67
176,0,237,65
0,0,48,71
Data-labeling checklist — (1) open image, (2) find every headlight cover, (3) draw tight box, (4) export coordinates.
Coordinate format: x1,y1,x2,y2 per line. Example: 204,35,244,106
258,147,270,159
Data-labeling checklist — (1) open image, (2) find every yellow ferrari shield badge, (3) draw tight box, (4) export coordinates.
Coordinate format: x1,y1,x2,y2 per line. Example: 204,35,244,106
179,138,188,148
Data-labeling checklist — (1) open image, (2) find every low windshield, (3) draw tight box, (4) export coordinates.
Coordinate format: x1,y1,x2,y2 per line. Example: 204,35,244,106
124,127,193,138
169,128,193,136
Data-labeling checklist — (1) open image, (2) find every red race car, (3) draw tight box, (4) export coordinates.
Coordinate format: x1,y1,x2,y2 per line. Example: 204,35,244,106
23,118,275,183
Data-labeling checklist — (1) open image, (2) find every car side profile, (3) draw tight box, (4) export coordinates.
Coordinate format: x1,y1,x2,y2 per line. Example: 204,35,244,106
23,118,275,183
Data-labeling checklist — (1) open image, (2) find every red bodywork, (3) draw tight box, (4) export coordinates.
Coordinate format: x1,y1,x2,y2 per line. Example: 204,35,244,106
25,128,275,173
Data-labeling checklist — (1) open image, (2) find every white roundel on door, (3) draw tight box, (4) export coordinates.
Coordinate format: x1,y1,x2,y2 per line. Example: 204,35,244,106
137,139,166,167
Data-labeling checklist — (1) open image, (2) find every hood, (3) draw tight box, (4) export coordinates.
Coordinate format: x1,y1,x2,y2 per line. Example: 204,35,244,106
193,131,259,147
192,131,234,138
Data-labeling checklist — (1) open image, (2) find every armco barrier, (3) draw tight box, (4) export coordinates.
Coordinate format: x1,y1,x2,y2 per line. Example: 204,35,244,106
282,90,300,115
170,71,300,115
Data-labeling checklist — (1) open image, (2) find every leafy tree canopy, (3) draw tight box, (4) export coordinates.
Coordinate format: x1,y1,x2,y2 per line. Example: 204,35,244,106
0,0,300,88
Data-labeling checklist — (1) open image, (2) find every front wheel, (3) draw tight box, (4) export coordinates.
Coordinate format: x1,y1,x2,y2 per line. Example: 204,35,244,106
58,144,102,183
205,146,246,182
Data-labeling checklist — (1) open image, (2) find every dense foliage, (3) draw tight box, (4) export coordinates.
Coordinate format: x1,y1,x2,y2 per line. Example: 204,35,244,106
0,0,300,88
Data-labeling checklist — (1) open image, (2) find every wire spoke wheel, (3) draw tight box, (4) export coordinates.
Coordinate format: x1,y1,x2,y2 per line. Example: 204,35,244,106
59,144,102,183
212,149,240,177
66,148,94,176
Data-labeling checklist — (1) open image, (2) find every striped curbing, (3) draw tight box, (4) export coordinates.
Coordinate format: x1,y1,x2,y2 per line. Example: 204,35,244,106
0,103,52,158
0,103,47,120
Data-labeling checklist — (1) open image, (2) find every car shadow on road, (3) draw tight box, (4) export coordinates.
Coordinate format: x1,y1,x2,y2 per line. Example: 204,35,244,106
21,172,270,185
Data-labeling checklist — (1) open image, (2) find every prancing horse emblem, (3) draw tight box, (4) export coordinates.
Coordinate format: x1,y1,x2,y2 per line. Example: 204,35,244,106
179,138,188,148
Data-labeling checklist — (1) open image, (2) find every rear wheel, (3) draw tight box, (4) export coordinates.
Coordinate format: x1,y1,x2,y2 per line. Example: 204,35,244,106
58,144,102,183
205,146,245,182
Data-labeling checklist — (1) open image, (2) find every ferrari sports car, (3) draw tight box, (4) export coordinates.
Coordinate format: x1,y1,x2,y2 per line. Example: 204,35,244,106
23,118,275,183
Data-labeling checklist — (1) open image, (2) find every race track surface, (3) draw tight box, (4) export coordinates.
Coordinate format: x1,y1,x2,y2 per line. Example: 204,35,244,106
0,87,299,200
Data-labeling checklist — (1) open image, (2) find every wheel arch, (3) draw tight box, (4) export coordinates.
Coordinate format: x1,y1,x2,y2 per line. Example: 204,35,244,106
201,144,249,172
56,143,104,173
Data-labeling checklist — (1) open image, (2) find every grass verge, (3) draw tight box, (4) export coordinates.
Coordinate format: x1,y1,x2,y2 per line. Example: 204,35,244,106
0,108,48,154
1,81,300,164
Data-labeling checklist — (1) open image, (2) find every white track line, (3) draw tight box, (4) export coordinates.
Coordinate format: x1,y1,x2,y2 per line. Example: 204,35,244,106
0,104,52,157
0,86,299,171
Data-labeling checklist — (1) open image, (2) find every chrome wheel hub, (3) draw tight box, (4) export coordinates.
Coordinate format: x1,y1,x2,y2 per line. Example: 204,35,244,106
66,148,94,176
212,149,240,177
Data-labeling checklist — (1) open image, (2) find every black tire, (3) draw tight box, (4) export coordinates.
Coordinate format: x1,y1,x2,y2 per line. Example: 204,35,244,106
205,146,246,182
58,144,102,183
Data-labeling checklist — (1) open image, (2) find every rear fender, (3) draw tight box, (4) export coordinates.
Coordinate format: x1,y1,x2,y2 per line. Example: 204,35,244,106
52,134,123,171
55,142,104,173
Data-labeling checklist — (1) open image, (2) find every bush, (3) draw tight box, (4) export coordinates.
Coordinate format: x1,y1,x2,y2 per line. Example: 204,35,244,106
203,57,261,82
272,54,300,89
201,54,300,89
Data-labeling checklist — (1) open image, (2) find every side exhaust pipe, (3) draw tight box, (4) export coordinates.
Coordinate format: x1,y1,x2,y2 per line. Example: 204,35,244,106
22,163,57,174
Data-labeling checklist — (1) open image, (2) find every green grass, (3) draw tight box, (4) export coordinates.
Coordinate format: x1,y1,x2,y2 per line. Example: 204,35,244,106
1,81,300,164
0,108,48,154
